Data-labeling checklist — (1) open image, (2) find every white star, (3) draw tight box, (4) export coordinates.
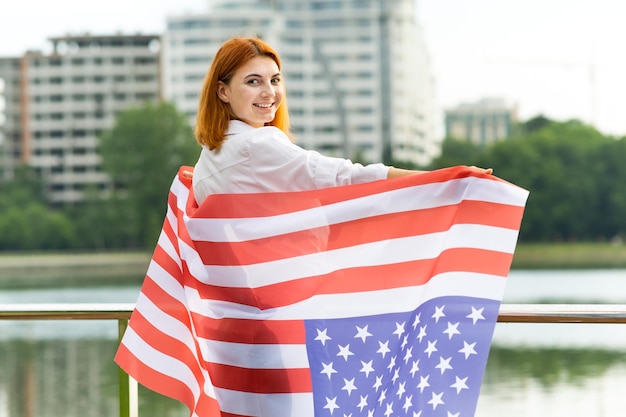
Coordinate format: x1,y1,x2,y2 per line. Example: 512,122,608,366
337,344,354,361
357,395,368,412
424,340,438,357
450,376,469,394
409,359,420,377
443,322,461,339
360,360,375,378
373,375,384,391
417,325,427,342
323,396,340,414
417,375,430,393
432,305,446,323
403,394,413,413
459,341,478,359
412,312,421,329
315,328,332,345
387,355,397,371
393,321,406,338
403,346,413,364
321,362,337,379
377,340,391,358
448,412,460,417
467,306,485,324
342,377,358,396
384,402,394,417
413,411,422,417
435,356,453,374
355,325,372,343
396,381,406,398
367,410,375,417
401,335,409,349
428,391,445,410
391,367,400,383
378,389,387,405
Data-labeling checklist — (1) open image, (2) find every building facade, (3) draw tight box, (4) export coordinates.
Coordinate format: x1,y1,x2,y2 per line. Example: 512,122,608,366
0,57,22,182
0,34,161,204
163,0,438,166
444,98,518,146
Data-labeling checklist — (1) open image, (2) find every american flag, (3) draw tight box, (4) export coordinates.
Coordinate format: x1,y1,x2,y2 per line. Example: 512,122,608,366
115,166,528,417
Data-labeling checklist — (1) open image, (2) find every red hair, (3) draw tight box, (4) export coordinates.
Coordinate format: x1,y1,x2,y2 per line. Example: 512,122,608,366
194,37,291,149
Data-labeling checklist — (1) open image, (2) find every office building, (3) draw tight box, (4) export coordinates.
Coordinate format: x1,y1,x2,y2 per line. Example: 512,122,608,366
444,98,518,146
0,56,22,182
0,34,161,204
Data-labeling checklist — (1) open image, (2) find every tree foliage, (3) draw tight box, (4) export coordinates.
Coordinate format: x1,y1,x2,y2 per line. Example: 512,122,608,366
431,118,625,242
98,101,200,246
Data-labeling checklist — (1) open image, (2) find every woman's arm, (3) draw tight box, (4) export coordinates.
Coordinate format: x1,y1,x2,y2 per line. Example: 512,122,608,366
387,166,492,179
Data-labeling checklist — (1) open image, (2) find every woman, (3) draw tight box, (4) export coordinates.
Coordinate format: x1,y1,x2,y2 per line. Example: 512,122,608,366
192,37,489,202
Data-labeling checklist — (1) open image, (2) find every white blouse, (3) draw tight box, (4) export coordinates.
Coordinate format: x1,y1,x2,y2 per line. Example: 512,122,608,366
193,120,389,203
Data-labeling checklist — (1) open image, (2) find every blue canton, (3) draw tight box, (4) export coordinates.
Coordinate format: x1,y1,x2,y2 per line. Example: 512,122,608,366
305,297,501,417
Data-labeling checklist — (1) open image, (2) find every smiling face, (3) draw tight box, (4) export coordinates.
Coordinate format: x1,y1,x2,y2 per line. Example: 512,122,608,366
217,56,283,128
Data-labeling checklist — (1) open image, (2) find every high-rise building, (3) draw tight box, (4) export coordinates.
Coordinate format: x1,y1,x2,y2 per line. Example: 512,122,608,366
444,98,518,146
163,0,438,166
0,56,22,182
0,34,161,204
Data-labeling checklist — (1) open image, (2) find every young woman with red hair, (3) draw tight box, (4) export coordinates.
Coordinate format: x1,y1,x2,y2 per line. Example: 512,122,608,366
192,37,490,203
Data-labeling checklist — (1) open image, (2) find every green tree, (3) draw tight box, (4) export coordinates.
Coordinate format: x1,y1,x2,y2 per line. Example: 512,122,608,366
428,137,484,170
99,102,200,247
479,120,611,241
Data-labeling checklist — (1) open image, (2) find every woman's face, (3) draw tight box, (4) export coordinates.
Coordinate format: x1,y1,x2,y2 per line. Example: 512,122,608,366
217,56,283,128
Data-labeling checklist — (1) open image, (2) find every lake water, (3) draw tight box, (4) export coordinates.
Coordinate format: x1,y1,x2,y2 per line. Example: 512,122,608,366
1,269,625,417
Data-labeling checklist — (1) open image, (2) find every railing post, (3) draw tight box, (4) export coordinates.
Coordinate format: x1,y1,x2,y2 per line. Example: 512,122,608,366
118,318,138,417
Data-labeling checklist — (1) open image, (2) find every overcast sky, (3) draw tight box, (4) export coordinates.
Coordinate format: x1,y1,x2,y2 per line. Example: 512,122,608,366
1,0,624,137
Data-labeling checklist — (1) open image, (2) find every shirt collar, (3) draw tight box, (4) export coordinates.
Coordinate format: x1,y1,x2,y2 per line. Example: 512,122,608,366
226,120,256,136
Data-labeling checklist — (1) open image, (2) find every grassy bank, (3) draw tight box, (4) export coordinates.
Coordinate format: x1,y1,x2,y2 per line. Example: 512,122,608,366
512,242,626,269
0,251,151,288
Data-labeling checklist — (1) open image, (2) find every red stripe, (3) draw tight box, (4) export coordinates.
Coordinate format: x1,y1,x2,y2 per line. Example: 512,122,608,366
192,313,306,344
191,248,513,311
116,344,223,417
195,166,498,218
207,363,313,394
129,309,207,390
193,201,523,266
115,344,199,415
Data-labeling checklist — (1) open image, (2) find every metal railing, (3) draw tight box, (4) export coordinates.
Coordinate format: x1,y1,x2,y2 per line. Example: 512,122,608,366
1,303,626,417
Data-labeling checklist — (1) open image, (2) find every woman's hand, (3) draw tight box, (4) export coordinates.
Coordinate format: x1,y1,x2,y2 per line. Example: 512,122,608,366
469,166,493,175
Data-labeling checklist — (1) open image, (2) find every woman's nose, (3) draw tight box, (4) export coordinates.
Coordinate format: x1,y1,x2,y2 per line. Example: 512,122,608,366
260,82,275,97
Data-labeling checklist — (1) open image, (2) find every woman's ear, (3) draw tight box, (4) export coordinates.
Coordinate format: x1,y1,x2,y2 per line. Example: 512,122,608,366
217,81,229,103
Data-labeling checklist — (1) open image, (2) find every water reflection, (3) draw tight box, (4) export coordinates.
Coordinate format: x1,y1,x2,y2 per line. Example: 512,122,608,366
1,336,624,417
0,337,186,417
1,270,626,416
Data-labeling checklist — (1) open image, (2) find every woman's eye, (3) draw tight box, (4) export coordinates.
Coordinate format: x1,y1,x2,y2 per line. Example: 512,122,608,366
247,79,260,85
271,78,281,84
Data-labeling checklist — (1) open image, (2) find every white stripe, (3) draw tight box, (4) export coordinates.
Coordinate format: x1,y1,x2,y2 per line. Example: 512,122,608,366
215,387,314,417
137,266,219,399
187,177,527,242
196,224,519,288
198,338,310,369
121,326,202,401
146,260,188,304
155,230,181,271
186,272,507,321
135,292,198,355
